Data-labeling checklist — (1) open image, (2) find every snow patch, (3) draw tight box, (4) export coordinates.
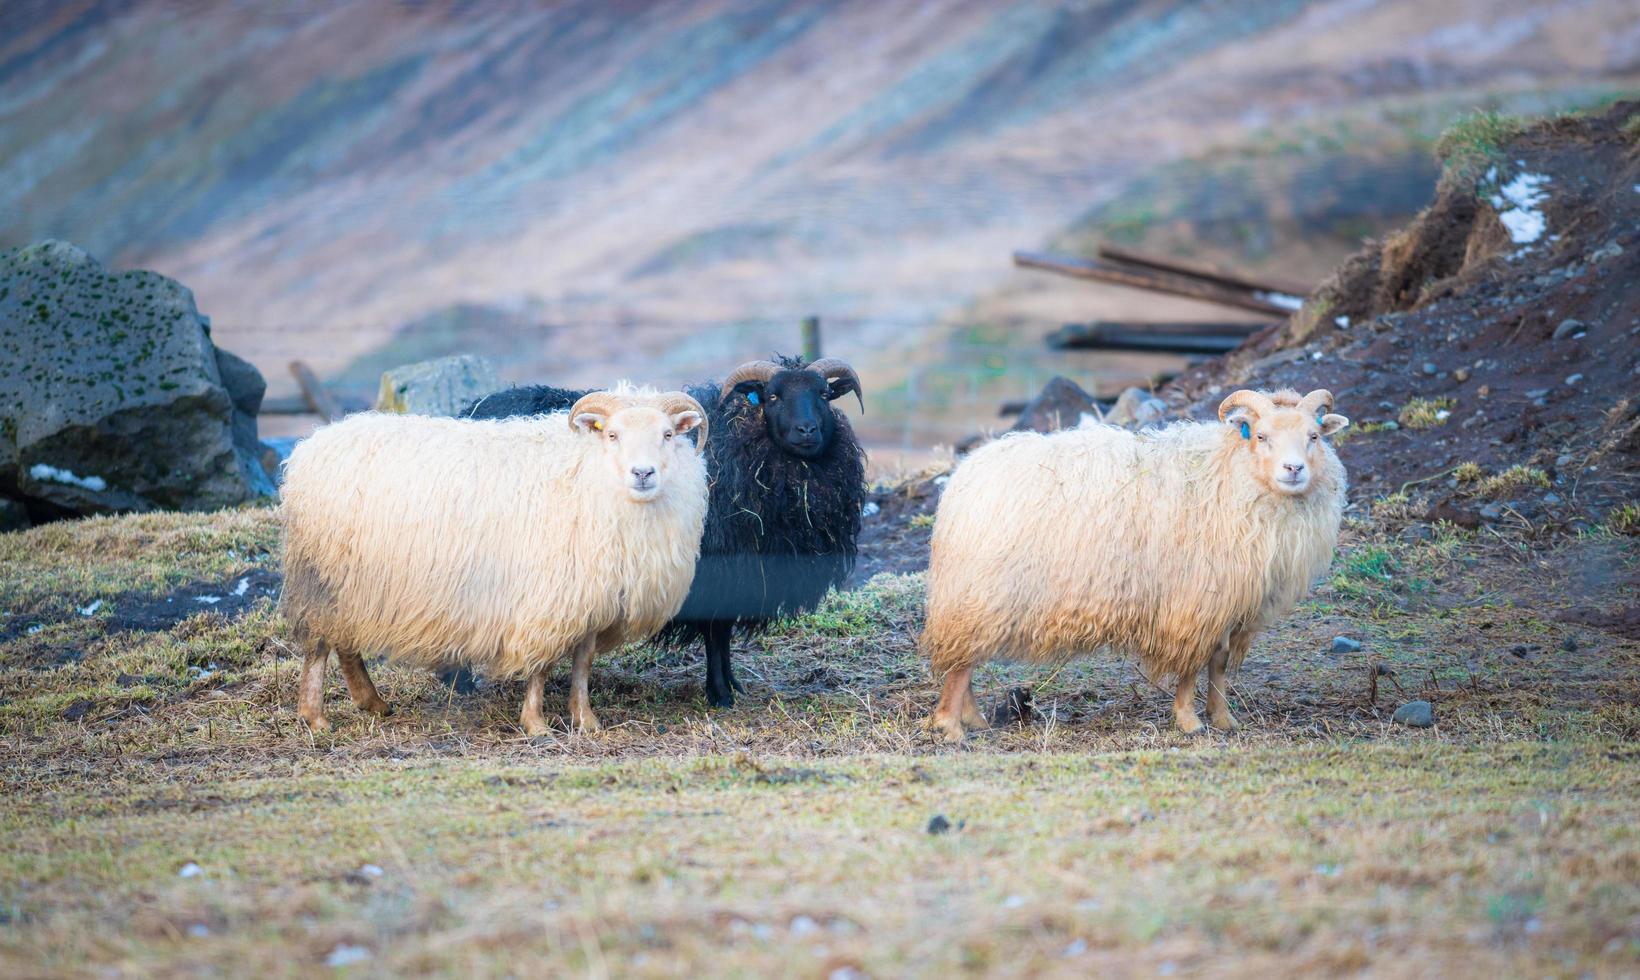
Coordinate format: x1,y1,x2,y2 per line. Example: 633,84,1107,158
326,945,372,968
1491,171,1550,244
194,595,222,605
178,863,204,878
79,599,102,617
1256,291,1304,311
231,578,250,597
1334,315,1350,329
27,464,107,492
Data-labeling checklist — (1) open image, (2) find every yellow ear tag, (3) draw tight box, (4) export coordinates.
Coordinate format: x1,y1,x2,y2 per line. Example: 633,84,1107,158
593,420,603,430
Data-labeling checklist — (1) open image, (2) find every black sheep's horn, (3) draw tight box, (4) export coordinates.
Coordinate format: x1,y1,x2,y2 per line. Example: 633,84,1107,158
719,360,782,403
808,358,864,413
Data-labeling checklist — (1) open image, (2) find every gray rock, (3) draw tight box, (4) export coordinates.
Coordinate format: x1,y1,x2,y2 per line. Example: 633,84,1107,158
1524,389,1550,399
0,241,274,514
0,497,28,532
1543,492,1561,506
1555,454,1574,468
1552,319,1584,340
1479,502,1505,520
1421,362,1438,376
1104,387,1169,429
1392,700,1434,728
1565,374,1583,386
1330,635,1362,653
376,354,502,417
1011,377,1099,434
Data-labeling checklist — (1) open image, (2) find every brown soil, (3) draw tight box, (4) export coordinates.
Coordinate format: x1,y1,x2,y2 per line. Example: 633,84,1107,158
1165,101,1640,526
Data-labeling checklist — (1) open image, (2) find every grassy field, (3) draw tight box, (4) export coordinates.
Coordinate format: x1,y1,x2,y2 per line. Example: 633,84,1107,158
3,506,1639,976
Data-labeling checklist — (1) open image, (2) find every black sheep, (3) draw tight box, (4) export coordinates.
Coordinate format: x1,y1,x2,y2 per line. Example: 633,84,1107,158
457,356,867,707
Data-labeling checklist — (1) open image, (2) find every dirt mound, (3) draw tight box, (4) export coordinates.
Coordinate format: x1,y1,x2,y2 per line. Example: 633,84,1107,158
1166,102,1640,528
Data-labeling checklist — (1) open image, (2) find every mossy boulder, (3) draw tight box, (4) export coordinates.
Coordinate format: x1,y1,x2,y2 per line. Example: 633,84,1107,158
0,241,274,515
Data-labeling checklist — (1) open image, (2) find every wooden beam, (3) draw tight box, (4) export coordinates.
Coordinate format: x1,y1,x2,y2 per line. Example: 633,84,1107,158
1046,321,1270,348
1013,250,1298,317
1096,244,1313,299
288,360,342,423
1047,322,1252,354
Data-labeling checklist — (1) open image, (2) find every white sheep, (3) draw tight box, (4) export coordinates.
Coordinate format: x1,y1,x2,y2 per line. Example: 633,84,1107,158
922,388,1348,741
279,384,709,735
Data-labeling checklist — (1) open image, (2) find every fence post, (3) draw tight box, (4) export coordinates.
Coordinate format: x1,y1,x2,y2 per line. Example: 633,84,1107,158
801,315,821,361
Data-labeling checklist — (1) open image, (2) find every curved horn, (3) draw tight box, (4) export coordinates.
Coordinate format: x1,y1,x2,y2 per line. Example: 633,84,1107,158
1297,389,1335,417
567,391,624,433
719,360,782,403
659,391,709,450
1217,389,1277,423
807,357,865,413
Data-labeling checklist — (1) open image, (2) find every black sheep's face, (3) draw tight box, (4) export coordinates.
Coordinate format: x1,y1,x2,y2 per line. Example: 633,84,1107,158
733,370,847,459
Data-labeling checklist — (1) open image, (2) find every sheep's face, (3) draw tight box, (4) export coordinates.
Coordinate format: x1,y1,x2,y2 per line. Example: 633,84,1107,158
1220,389,1348,497
574,406,704,502
730,370,837,459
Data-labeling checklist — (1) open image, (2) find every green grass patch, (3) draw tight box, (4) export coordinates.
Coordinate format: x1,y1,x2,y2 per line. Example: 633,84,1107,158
1435,110,1526,183
1398,397,1455,430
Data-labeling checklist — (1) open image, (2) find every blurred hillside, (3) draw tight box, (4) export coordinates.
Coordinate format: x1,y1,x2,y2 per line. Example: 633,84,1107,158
3,0,1637,447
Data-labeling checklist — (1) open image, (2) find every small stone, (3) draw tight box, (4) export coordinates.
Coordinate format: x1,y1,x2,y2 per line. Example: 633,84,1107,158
790,915,820,936
1561,636,1578,653
325,945,372,968
187,924,210,938
1565,374,1583,386
1330,636,1362,653
1392,700,1434,728
1479,503,1505,520
1555,454,1574,468
1525,389,1550,399
1421,362,1438,376
1477,385,1491,398
1453,367,1471,383
1552,319,1584,340
1543,493,1561,506
178,863,204,879
926,814,952,835
861,501,880,518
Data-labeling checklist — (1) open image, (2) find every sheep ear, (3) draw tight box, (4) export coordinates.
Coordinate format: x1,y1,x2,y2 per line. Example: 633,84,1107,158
1320,413,1349,436
572,412,606,434
731,380,764,405
671,410,703,435
1223,406,1255,429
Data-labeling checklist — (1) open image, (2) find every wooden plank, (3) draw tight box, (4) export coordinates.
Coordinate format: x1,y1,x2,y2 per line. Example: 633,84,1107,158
1097,244,1313,299
1046,321,1270,348
1012,250,1298,317
288,360,342,422
1047,322,1249,354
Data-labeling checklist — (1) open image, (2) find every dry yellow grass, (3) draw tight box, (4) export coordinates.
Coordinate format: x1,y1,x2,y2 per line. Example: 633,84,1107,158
3,506,1639,975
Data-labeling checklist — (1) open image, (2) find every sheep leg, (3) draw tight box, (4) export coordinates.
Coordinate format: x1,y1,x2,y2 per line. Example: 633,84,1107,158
520,667,550,737
568,637,602,734
297,639,331,732
929,666,979,743
703,622,735,708
1213,632,1246,734
337,650,392,717
1173,672,1205,735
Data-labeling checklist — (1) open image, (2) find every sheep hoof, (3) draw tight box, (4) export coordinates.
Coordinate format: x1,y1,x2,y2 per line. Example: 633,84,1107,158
706,687,735,709
1210,712,1238,732
363,699,393,718
1174,713,1205,736
925,713,967,744
572,715,602,735
301,713,330,733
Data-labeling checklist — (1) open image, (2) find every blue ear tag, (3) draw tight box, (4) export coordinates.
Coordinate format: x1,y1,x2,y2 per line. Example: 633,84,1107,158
747,391,760,405
1240,422,1251,440
1316,414,1324,425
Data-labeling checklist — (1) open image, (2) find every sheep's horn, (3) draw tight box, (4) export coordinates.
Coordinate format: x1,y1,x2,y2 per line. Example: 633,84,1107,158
567,391,624,432
1217,389,1277,423
659,391,709,450
719,360,782,402
1297,389,1335,417
808,357,865,413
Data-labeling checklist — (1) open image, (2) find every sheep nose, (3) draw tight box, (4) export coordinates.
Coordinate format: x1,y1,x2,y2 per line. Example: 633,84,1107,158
1283,462,1306,476
631,466,656,483
794,422,819,437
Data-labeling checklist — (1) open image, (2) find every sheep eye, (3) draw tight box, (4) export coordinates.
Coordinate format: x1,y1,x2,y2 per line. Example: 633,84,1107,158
1310,432,1319,442
1256,433,1268,443
663,431,673,440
